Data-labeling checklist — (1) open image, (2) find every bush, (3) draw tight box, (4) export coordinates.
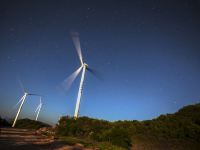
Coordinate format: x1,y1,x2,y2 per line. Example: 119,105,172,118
106,128,131,148
0,116,11,127
56,116,132,148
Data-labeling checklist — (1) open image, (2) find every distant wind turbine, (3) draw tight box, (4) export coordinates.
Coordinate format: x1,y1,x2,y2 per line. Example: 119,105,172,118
35,96,43,121
63,32,97,119
12,80,41,127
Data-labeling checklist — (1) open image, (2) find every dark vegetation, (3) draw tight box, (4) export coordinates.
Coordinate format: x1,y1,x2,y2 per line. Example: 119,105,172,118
14,118,50,129
56,116,131,149
0,117,50,129
0,116,11,127
56,103,200,149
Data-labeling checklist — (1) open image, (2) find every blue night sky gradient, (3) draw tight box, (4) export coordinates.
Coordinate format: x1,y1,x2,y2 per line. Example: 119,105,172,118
0,0,200,124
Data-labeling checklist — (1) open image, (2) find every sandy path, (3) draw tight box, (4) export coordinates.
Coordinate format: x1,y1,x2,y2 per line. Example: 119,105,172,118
0,128,94,150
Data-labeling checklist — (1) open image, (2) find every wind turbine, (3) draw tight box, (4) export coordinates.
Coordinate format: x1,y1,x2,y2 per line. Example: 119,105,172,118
12,81,41,127
35,96,42,121
63,32,97,119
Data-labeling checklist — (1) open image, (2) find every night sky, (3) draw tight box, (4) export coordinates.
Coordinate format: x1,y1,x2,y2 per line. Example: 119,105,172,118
1,0,200,125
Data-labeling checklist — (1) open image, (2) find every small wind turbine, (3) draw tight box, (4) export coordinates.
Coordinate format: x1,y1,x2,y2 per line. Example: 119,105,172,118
63,32,97,119
35,96,42,121
12,81,41,127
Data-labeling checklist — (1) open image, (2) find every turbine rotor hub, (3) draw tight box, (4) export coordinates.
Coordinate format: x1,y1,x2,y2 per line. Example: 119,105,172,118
83,63,88,68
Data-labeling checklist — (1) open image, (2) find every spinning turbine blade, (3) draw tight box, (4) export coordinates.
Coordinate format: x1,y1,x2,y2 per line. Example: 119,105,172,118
71,32,83,64
35,104,40,113
35,97,42,121
62,66,83,91
18,78,25,93
87,67,103,80
35,97,42,113
40,96,42,104
35,104,42,121
13,95,26,109
29,93,41,96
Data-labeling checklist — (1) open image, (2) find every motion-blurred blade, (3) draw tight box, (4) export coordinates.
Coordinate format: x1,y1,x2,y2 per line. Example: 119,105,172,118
35,104,40,113
13,95,25,109
70,31,83,64
35,97,42,113
29,93,41,96
87,67,103,80
18,78,25,93
62,66,83,91
40,97,42,104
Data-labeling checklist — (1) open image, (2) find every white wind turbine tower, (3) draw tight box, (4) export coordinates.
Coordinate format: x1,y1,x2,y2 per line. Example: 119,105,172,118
63,32,98,120
12,81,41,127
35,96,43,121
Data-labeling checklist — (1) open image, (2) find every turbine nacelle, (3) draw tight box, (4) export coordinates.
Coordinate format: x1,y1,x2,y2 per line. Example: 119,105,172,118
83,63,88,68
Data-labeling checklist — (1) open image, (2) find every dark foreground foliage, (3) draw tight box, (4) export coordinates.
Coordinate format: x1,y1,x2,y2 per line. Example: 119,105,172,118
56,103,200,149
15,118,50,129
56,116,132,149
0,116,11,127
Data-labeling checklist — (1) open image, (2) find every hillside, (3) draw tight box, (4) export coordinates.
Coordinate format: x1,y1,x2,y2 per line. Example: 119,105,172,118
56,103,200,150
0,118,50,129
14,118,51,129
1,103,200,149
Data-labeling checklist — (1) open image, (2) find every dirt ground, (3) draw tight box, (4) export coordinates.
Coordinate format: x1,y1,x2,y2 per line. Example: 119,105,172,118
0,128,94,150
